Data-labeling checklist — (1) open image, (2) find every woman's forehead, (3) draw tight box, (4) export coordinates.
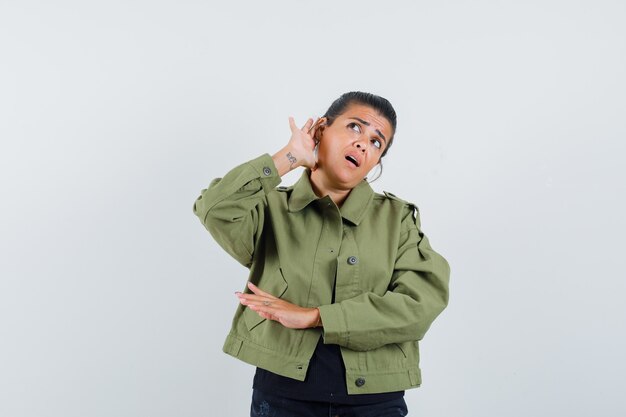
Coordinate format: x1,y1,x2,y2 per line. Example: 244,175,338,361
337,103,392,137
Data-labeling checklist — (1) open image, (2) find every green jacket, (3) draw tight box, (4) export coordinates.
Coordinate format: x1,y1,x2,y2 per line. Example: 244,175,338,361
193,154,450,394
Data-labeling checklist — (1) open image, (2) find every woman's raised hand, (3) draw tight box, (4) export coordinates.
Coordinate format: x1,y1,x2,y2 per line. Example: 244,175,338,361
271,116,324,177
287,116,318,169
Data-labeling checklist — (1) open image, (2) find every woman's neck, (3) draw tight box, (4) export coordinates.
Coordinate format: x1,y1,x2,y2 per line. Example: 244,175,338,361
309,170,352,207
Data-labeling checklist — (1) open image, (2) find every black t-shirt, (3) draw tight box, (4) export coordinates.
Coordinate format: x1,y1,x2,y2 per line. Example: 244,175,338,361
253,337,404,405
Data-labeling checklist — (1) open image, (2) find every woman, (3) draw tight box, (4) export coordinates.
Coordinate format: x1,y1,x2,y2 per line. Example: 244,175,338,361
193,91,450,416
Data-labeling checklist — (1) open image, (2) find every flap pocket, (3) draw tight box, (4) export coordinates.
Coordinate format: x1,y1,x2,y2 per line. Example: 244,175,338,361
243,267,289,331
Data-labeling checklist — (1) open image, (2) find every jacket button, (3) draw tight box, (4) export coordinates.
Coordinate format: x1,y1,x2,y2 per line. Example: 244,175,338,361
355,377,366,387
262,167,272,176
347,256,358,265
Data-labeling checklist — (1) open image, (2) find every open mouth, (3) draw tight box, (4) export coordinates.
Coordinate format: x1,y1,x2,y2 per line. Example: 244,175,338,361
345,155,360,167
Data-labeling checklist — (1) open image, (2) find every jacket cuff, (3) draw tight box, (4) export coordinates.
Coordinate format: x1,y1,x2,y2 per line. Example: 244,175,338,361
246,153,281,193
318,303,349,347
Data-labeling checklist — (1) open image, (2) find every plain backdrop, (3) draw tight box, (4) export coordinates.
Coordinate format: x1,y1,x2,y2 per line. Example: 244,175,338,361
1,1,625,416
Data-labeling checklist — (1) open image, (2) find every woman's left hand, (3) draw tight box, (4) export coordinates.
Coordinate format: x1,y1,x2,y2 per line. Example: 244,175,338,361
236,282,321,329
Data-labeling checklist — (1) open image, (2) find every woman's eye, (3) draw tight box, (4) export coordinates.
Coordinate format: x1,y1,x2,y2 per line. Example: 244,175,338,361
348,122,360,133
372,139,382,149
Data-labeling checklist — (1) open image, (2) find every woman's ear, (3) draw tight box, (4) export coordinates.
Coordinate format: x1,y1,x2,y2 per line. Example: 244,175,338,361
312,117,327,143
312,117,327,131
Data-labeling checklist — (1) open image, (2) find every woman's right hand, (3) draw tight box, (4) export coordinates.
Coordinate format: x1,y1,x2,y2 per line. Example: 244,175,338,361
286,116,318,170
272,116,325,177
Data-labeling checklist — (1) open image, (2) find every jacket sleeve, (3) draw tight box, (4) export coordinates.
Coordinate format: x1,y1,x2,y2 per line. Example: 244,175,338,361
317,204,450,351
192,154,281,268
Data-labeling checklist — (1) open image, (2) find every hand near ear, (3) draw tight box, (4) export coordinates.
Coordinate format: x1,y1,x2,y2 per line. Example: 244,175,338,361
271,116,326,176
308,117,326,172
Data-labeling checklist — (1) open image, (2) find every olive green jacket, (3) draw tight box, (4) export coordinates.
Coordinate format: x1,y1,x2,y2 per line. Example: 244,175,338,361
192,154,450,394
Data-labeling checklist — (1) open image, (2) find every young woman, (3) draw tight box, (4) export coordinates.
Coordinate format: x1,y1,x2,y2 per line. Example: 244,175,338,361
193,91,450,416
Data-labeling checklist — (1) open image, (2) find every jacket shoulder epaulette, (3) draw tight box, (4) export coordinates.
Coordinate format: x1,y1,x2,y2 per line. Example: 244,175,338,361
383,191,419,213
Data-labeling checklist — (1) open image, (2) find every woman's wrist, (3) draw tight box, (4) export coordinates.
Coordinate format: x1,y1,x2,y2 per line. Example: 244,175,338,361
312,307,323,328
271,145,301,177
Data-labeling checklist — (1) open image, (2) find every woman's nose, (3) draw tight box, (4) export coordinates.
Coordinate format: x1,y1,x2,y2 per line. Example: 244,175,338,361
355,137,368,153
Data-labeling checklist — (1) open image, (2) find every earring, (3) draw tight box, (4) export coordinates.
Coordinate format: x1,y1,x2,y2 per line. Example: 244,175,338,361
366,162,382,182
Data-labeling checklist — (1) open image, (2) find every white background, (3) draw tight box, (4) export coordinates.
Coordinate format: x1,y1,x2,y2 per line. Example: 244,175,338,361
1,1,625,416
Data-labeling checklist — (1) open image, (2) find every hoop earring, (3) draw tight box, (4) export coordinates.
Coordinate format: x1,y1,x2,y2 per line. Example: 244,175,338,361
366,161,383,182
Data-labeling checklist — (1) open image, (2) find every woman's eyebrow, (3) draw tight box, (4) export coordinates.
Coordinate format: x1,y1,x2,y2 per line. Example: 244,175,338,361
347,117,387,143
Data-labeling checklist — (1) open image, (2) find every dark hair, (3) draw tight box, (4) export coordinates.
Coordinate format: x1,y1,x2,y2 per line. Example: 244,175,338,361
322,91,397,159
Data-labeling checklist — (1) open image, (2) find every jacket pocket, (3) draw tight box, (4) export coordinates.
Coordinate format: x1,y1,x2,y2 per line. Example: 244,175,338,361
394,342,408,359
243,267,289,331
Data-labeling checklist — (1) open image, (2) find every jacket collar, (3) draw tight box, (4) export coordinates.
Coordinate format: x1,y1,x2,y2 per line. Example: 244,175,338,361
287,170,374,226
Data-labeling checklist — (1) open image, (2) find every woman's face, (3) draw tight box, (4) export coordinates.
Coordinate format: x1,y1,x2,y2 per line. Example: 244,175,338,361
313,102,393,189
